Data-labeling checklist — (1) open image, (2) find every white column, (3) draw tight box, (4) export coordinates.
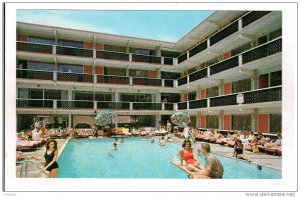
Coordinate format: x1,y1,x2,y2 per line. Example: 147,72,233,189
238,55,243,66
130,77,133,86
68,114,72,129
219,79,224,96
238,18,243,31
251,108,258,132
68,90,72,100
93,49,96,59
156,92,161,103
173,58,178,66
174,103,178,111
162,79,165,87
251,69,259,90
219,110,224,130
114,92,119,102
130,102,133,111
53,100,57,109
156,114,160,130
173,80,178,87
196,86,201,100
129,53,132,62
94,101,97,110
207,39,210,47
52,45,56,55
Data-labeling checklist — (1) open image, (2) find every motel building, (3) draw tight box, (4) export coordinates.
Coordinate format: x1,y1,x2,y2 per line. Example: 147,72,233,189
16,11,282,135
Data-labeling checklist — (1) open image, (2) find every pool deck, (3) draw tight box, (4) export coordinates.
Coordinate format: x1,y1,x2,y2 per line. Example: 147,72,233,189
16,136,282,178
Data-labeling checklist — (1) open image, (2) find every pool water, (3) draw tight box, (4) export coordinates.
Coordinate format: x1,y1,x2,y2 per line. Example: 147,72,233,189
57,138,281,179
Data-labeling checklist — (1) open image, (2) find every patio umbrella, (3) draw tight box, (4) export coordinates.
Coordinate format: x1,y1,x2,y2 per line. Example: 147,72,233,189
95,110,116,126
171,112,195,142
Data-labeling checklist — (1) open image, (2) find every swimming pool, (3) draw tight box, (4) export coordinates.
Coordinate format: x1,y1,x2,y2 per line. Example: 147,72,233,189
57,138,281,179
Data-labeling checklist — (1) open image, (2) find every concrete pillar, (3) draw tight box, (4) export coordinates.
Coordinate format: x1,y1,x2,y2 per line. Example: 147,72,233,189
238,55,243,66
126,46,130,53
156,69,161,78
156,114,160,130
219,110,224,130
114,92,119,102
218,79,224,95
155,46,161,56
126,67,130,76
68,114,72,129
251,108,258,132
156,92,161,103
251,69,259,90
68,90,73,100
238,18,243,31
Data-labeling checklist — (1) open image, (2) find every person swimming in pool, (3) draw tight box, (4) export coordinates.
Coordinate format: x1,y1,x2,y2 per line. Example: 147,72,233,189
120,137,124,144
113,138,118,150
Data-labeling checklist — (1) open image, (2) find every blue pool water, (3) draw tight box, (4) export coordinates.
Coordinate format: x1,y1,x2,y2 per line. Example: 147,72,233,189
57,138,281,179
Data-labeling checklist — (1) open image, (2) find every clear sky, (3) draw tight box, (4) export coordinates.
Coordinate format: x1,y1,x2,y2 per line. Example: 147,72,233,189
17,10,214,42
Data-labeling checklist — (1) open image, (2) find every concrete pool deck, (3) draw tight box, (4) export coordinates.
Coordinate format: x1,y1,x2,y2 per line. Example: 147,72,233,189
16,136,282,178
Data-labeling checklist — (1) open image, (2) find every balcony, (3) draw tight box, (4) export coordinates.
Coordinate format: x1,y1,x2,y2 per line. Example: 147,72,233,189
177,102,188,110
242,38,281,65
57,100,94,109
97,102,130,110
17,41,175,66
17,42,52,54
178,76,188,86
17,69,53,80
164,103,174,110
132,54,161,64
57,72,93,83
132,103,162,110
16,99,53,108
96,50,129,61
132,77,162,86
243,86,281,104
210,94,238,107
189,68,208,83
242,11,272,28
164,79,174,87
97,75,130,85
210,56,239,75
178,53,188,64
209,21,239,46
189,99,207,109
189,41,208,58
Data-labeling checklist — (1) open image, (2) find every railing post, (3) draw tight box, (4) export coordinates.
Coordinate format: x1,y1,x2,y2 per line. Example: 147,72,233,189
129,53,132,62
53,71,57,81
94,101,97,110
207,98,210,108
238,18,243,31
207,39,210,47
162,79,165,87
161,57,164,65
174,80,178,87
207,67,211,77
53,100,57,109
130,102,133,110
162,103,165,111
53,45,56,55
130,77,133,86
187,51,190,59
238,54,243,66
187,75,190,84
187,102,189,110
94,74,97,83
173,58,178,66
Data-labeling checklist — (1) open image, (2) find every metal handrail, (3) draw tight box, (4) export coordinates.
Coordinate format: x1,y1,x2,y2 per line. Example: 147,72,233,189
17,159,50,178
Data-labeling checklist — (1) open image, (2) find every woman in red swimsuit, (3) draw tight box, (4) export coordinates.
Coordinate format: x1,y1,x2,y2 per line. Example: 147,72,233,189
179,140,203,172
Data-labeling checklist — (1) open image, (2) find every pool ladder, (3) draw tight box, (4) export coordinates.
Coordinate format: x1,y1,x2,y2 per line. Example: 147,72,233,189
16,159,50,178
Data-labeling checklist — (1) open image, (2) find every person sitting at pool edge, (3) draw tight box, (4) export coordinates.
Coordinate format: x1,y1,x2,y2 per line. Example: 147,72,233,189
92,124,98,138
179,140,203,173
191,143,224,179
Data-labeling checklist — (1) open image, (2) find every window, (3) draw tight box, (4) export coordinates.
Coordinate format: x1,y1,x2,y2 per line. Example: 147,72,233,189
74,91,93,101
120,93,153,102
188,91,197,101
129,69,148,77
206,115,219,129
131,115,155,127
28,36,55,45
269,28,282,41
104,45,126,53
44,90,61,100
27,61,55,71
270,114,281,133
270,71,282,87
232,78,251,93
58,40,83,48
58,64,83,73
161,72,181,79
161,93,181,103
232,114,251,131
206,86,219,98
104,67,126,76
259,74,269,89
95,93,112,101
29,89,43,99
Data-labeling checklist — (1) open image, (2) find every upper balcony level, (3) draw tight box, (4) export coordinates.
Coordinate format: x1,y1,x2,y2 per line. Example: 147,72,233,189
17,41,177,70
16,69,178,91
177,37,282,89
176,11,281,70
